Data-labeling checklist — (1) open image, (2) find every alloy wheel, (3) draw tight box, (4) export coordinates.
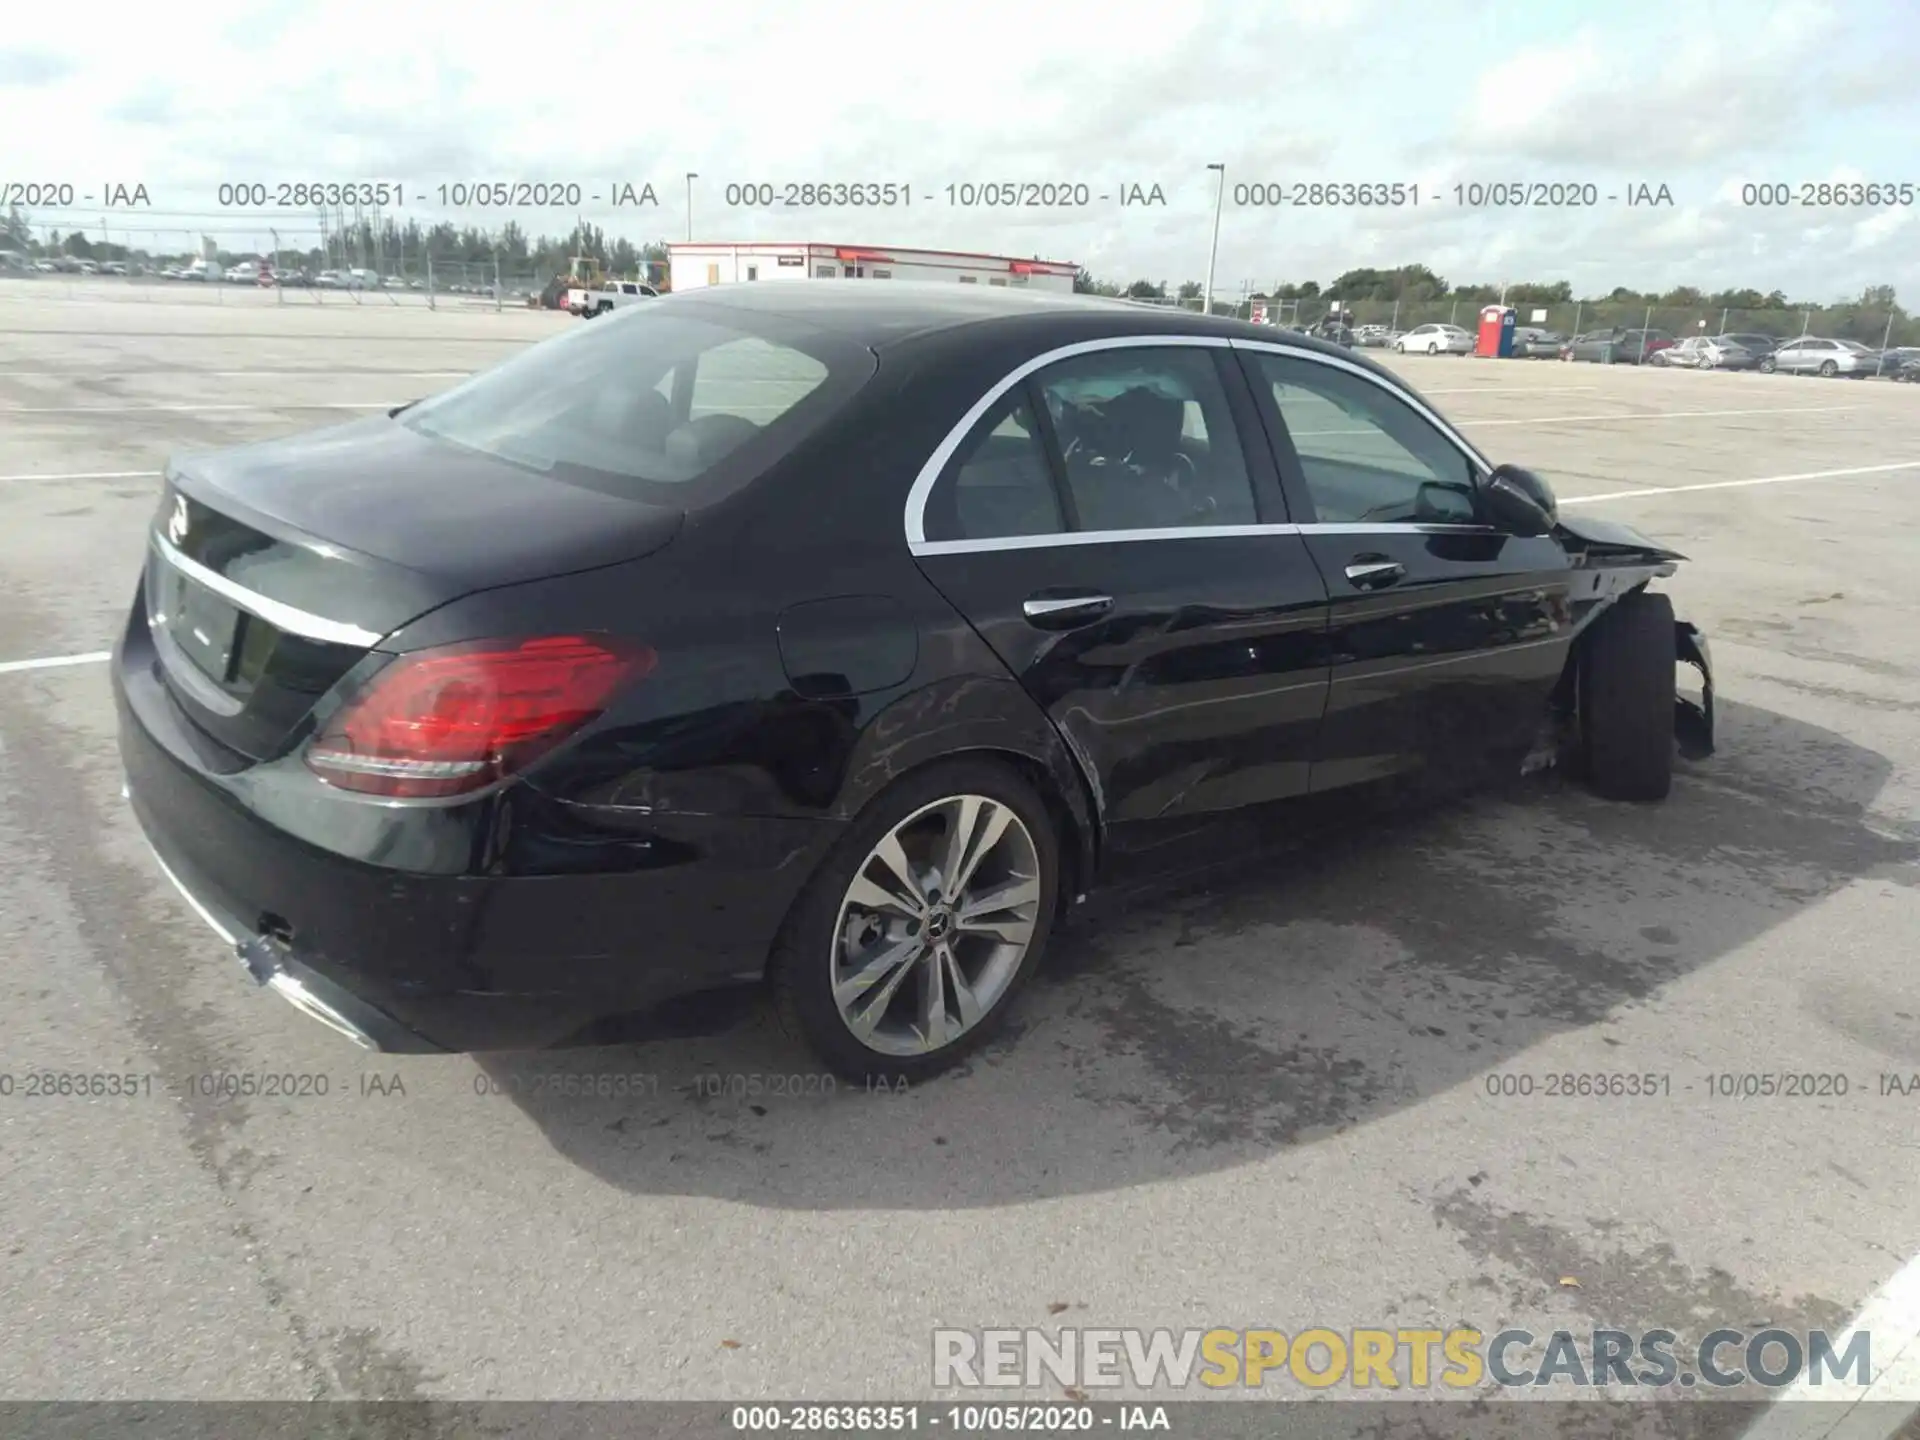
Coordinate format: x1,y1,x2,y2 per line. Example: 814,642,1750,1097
830,794,1042,1058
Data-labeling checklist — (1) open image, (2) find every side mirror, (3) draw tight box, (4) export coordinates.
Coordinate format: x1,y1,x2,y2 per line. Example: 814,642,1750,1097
1482,464,1557,537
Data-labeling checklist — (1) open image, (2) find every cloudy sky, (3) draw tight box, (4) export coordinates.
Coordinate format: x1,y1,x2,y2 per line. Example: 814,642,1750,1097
2,0,1915,301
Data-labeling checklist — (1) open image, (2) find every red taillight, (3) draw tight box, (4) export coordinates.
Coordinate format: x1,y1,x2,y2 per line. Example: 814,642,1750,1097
305,635,654,798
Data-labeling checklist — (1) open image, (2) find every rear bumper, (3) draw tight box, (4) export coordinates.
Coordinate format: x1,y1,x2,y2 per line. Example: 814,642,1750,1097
115,654,843,1053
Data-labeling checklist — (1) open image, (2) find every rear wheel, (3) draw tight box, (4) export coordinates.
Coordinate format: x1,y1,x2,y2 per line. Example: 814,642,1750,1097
1759,356,1776,373
1819,360,1838,377
1427,341,1439,354
1580,590,1676,802
770,759,1060,1083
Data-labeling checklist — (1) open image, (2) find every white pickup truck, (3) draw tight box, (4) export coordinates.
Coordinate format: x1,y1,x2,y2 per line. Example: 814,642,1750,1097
568,280,659,317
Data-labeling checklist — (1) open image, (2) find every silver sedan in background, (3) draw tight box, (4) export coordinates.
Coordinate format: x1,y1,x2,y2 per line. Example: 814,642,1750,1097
1762,337,1885,377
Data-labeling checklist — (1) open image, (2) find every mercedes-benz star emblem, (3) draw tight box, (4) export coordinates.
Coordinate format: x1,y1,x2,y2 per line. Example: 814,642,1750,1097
167,495,189,546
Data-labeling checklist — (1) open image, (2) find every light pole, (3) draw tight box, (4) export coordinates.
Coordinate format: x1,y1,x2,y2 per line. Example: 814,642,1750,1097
686,173,698,243
1203,164,1225,315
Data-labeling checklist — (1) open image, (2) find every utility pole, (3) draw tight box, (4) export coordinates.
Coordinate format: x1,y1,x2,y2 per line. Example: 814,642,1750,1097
686,173,698,243
1203,163,1225,315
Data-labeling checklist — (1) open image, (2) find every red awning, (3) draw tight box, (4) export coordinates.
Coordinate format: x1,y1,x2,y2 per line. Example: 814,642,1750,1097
834,248,895,263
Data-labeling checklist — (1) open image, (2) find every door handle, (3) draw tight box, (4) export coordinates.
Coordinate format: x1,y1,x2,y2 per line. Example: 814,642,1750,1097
1023,592,1112,627
1344,557,1405,589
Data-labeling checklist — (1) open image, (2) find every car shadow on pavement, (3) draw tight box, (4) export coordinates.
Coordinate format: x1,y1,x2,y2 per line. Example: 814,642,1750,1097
475,698,1918,1208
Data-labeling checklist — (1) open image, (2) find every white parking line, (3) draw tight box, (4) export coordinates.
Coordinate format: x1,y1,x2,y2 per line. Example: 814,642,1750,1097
0,402,402,414
1737,1245,1920,1437
0,469,160,482
1560,460,1920,505
1457,404,1856,427
0,650,111,675
1417,385,1599,395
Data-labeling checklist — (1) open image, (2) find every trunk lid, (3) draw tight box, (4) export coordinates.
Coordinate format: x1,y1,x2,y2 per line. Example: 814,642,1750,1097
147,414,683,760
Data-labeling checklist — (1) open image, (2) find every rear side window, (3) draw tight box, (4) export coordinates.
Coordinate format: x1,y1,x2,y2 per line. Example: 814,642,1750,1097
922,393,1065,543
1033,348,1259,531
400,306,870,502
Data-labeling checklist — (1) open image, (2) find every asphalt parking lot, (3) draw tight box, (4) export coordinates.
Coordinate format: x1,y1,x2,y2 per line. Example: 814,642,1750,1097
1,287,1916,1427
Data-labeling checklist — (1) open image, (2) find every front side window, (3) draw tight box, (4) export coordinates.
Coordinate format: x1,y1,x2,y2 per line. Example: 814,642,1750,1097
1033,348,1259,532
1249,353,1479,525
401,308,868,502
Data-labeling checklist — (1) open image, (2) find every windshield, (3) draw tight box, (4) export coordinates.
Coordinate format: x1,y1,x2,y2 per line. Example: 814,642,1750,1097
401,303,874,501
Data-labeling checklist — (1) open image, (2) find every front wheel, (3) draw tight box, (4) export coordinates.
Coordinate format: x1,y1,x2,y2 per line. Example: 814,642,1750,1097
770,759,1060,1083
1580,590,1677,802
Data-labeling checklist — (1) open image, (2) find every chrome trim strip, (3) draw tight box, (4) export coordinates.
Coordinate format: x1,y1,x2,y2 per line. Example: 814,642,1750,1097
141,830,238,947
910,520,1502,557
1227,338,1496,477
902,334,1234,547
266,973,377,1049
913,522,1302,556
1299,521,1499,536
150,532,384,648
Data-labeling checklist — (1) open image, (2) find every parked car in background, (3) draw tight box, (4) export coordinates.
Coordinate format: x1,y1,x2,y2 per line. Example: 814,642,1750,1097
1564,329,1673,364
1722,333,1780,359
1891,351,1920,383
569,279,661,317
1653,336,1757,371
224,261,259,283
314,271,343,288
1393,323,1473,355
1510,328,1565,358
1762,337,1882,377
1353,324,1391,347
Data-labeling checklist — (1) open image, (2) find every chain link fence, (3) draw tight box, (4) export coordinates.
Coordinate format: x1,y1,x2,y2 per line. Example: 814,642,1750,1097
1163,294,1920,353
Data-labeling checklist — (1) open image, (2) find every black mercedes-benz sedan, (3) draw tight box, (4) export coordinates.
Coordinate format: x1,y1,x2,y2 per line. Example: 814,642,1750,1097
115,284,1714,1081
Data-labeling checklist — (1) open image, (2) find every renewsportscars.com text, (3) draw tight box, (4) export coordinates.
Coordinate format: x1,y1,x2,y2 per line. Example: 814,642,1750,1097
933,1326,1872,1391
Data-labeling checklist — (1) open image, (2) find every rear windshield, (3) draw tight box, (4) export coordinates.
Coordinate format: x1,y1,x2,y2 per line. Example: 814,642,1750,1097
400,303,875,502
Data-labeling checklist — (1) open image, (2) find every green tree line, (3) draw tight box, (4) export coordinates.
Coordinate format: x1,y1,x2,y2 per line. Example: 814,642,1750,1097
2,204,670,280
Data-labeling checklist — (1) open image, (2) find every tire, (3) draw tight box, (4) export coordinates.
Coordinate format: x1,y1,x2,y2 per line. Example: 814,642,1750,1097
1819,360,1837,377
1759,356,1775,373
1427,341,1439,354
1580,590,1676,802
769,758,1061,1083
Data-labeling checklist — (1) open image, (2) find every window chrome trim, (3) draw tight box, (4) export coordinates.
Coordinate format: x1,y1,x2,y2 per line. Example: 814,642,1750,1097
903,334,1234,549
910,520,1500,556
915,522,1299,556
1227,337,1496,479
150,532,384,648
